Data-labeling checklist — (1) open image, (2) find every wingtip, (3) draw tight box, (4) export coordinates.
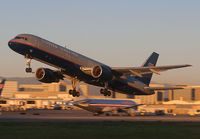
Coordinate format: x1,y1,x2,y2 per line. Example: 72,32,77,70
152,52,159,56
186,64,192,67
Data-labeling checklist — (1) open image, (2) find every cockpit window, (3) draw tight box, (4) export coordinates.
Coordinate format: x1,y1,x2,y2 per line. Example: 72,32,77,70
15,37,27,40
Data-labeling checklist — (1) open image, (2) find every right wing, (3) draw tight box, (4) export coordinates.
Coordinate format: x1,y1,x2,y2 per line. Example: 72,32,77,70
111,64,191,77
72,99,91,104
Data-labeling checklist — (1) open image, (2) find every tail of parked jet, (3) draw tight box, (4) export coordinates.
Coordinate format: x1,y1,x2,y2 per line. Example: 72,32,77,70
137,52,159,86
0,79,6,95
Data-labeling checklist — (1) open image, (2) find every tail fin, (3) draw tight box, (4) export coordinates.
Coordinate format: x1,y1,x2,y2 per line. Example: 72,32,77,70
138,52,159,86
0,79,6,95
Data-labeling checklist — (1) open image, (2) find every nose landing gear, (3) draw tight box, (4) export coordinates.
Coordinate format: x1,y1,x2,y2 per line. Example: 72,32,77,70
25,56,33,73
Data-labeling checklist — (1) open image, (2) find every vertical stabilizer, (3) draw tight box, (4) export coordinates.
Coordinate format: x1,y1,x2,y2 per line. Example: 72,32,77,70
138,52,159,86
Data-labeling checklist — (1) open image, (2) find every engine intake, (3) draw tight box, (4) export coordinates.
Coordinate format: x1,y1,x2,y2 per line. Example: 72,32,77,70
35,68,63,83
92,65,102,78
81,65,113,81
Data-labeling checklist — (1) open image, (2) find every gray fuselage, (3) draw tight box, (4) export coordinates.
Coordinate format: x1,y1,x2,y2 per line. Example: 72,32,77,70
8,34,152,95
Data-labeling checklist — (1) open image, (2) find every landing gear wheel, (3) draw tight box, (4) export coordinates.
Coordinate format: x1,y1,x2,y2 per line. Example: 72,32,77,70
72,90,76,97
100,89,104,94
76,92,80,97
25,68,32,73
69,90,73,95
107,91,111,96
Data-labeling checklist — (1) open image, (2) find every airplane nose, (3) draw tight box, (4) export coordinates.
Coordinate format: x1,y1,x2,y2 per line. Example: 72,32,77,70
8,40,21,53
8,40,17,51
8,41,13,47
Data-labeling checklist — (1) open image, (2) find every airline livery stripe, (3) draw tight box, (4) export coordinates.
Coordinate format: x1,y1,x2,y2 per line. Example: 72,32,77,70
89,104,130,107
10,41,82,66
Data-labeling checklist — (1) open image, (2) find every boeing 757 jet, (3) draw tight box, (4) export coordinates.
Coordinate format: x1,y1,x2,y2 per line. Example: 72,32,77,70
8,34,191,97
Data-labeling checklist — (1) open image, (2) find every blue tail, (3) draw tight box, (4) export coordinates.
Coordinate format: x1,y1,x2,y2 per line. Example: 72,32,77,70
137,52,159,86
0,79,6,95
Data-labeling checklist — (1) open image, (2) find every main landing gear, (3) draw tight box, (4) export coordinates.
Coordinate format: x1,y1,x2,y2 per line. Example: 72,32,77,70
69,89,80,97
25,56,32,73
69,78,80,97
100,82,112,96
100,88,111,96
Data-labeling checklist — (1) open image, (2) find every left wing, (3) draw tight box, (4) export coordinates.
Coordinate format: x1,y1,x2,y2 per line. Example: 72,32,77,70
111,64,191,77
120,104,143,109
102,104,142,113
145,85,200,91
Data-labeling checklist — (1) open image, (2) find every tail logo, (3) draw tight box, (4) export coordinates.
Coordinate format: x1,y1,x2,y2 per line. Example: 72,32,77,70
0,84,4,89
148,63,155,67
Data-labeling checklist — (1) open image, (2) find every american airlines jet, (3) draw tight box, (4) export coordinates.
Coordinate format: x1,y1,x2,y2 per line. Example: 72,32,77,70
55,99,139,116
8,34,191,97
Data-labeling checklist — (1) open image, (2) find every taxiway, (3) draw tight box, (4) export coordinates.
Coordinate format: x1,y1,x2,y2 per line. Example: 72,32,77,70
0,110,200,122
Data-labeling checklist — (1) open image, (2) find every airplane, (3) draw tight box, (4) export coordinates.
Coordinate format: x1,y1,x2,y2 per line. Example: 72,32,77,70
8,34,191,97
0,79,6,95
54,98,140,116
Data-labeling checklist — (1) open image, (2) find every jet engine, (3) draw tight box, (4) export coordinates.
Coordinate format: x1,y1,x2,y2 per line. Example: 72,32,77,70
35,68,63,83
80,65,113,81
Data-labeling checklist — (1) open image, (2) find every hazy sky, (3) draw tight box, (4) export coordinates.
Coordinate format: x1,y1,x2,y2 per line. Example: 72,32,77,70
0,0,199,85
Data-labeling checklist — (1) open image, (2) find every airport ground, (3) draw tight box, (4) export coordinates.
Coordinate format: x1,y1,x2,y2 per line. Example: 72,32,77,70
0,121,200,139
0,110,200,139
1,109,200,122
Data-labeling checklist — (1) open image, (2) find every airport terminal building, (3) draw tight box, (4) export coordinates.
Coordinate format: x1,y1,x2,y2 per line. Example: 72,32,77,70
0,81,88,110
1,80,200,115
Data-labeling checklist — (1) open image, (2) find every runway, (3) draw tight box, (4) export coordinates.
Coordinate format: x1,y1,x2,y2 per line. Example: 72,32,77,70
1,110,200,122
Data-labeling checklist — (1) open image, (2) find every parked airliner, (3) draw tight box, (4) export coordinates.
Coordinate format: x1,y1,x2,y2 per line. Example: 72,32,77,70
8,34,191,97
54,99,139,116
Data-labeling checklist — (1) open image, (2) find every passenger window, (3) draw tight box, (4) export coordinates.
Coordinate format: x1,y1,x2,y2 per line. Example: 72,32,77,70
15,37,21,39
15,37,28,40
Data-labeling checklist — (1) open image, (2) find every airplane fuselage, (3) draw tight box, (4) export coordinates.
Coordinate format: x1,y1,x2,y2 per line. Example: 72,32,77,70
8,34,153,95
73,99,137,115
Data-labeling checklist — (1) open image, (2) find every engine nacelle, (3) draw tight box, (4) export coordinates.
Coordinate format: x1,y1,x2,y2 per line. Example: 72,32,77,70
81,65,113,81
35,68,62,83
